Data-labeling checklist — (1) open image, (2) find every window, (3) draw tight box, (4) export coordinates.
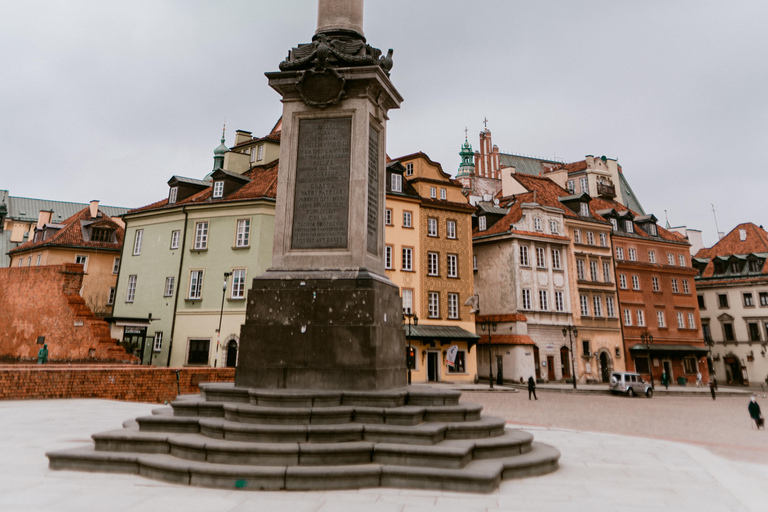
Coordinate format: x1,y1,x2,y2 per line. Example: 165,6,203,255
231,269,246,299
402,247,413,271
391,173,402,192
187,339,210,365
760,292,768,306
599,233,607,247
555,291,564,312
405,162,413,176
552,249,561,270
126,275,137,302
384,245,392,269
648,224,658,236
576,259,586,280
616,247,624,260
603,262,611,283
534,217,542,231
718,293,729,308
169,187,178,204
430,187,436,198
520,246,530,266
567,180,575,194
473,255,478,271
667,253,675,265
522,289,532,310
26,256,31,267
682,280,690,294
133,229,143,256
624,309,632,326
536,247,546,268
578,177,588,193
448,293,459,319
648,251,656,263
606,297,616,317
17,258,21,267
447,254,458,278
688,313,696,329
628,248,637,261
478,216,486,231
236,219,250,247
593,296,603,317
625,220,634,233
385,209,392,225
402,289,413,315
636,310,645,326
440,188,447,200
446,220,456,239
573,230,581,244
632,275,640,290
652,277,660,292
188,270,204,300
427,218,438,237
587,232,595,245
610,218,618,231
112,257,120,274
257,145,263,161
657,311,666,328
75,255,88,271
723,322,735,341
677,312,685,329
550,220,558,234
164,277,175,297
171,230,180,249
683,357,697,374
744,293,754,307
619,274,627,289
107,287,115,306
36,254,41,266
580,295,590,317
403,211,412,228
671,279,679,294
579,203,589,217
213,181,224,198
590,261,598,282
582,340,591,357
698,295,705,309
447,350,466,373
428,252,439,276
539,290,549,311
748,322,760,341
194,222,208,250
679,254,686,267
153,332,163,352
428,292,440,318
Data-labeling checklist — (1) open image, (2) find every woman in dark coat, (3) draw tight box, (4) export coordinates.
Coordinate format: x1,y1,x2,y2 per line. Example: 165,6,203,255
748,396,763,428
527,376,537,400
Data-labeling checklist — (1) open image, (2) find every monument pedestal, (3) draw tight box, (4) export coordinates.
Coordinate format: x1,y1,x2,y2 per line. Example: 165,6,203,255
236,272,406,390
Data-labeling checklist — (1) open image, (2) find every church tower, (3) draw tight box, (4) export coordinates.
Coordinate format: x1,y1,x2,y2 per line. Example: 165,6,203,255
456,129,475,189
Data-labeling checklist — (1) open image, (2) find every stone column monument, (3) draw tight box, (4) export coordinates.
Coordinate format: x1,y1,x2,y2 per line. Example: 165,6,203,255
236,0,405,390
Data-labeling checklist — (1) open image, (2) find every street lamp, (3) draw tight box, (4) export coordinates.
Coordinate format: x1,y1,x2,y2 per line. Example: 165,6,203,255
562,326,578,390
404,312,418,385
480,319,497,389
640,331,654,389
215,272,232,368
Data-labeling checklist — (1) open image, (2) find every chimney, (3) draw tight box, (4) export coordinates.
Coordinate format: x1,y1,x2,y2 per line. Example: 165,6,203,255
89,200,99,218
37,210,53,230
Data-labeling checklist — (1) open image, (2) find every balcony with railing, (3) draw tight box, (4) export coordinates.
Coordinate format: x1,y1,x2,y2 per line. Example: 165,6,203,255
597,182,616,198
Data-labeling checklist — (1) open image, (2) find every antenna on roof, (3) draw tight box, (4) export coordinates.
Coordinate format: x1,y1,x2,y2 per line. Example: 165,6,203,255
712,203,724,240
464,127,468,141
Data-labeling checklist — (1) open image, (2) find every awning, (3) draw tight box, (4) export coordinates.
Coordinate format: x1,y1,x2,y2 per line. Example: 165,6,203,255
628,343,709,355
403,325,480,349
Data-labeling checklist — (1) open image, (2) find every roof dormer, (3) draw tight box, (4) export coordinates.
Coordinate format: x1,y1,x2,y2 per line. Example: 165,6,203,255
167,176,210,204
209,168,250,199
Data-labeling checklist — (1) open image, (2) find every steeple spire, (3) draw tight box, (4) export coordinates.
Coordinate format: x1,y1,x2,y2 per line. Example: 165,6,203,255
456,129,475,178
212,122,228,172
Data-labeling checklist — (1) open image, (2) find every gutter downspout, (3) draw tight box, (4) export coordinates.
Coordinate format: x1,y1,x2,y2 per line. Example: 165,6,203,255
166,206,188,367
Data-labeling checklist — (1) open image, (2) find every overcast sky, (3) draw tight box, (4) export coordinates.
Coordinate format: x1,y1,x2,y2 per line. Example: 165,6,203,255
2,0,766,247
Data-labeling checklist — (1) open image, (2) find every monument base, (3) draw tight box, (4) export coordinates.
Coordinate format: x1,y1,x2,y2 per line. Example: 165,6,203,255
236,271,407,391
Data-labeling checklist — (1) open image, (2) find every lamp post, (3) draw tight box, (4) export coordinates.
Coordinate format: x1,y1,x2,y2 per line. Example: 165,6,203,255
215,272,232,368
562,326,578,390
640,331,654,389
480,319,497,389
404,312,418,385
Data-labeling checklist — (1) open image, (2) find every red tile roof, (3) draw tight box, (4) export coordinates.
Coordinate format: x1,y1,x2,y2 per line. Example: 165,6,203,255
694,223,768,277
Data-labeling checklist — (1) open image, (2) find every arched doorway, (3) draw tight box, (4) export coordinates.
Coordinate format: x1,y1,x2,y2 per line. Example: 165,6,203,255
723,354,743,385
225,340,238,368
599,351,612,383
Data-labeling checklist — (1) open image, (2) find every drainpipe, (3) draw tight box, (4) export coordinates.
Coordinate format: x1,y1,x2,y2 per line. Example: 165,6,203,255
166,206,188,367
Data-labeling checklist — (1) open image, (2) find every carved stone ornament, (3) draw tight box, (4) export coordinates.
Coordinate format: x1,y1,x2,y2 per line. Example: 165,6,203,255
296,67,346,108
280,33,394,75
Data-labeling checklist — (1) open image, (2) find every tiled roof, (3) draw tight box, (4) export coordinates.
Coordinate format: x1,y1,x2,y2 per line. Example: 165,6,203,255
588,196,687,244
1,191,129,223
127,162,279,215
404,325,480,341
498,154,562,176
8,207,124,254
694,223,768,277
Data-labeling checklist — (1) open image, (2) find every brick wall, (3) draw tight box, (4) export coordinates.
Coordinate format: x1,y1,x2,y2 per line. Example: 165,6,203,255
0,366,235,403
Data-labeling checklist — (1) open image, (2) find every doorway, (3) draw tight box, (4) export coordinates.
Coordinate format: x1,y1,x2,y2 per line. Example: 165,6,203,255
496,356,503,385
427,351,439,382
662,360,672,383
600,352,611,383
533,345,541,380
560,346,571,379
122,326,147,361
724,356,743,385
226,340,238,368
547,355,555,381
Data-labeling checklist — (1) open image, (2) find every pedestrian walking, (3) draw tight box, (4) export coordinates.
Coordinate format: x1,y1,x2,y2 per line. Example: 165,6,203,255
696,372,703,387
709,380,716,400
661,371,669,390
527,376,537,400
748,396,763,429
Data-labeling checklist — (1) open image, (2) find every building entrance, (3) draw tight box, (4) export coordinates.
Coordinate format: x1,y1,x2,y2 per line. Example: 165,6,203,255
122,326,147,360
427,352,439,382
600,352,611,383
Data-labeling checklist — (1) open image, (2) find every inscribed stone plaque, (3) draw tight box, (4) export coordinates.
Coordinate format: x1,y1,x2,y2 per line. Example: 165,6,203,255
366,124,379,254
292,118,351,249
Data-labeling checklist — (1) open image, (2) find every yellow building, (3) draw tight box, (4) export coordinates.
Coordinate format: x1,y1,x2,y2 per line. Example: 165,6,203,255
385,154,478,383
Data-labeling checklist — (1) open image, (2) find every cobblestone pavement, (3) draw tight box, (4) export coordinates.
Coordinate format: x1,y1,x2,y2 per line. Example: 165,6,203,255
461,390,768,464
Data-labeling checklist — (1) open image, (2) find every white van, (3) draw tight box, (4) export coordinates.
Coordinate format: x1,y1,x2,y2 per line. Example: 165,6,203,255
609,372,653,398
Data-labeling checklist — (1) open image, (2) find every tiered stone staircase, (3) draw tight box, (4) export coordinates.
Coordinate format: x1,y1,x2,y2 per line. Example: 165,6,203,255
47,383,559,493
